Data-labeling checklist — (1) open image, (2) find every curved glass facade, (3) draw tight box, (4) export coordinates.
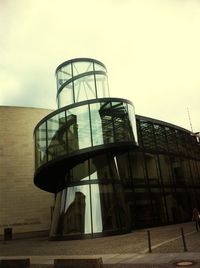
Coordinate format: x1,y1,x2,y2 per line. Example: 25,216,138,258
50,154,130,239
35,98,137,169
49,115,200,238
56,58,109,108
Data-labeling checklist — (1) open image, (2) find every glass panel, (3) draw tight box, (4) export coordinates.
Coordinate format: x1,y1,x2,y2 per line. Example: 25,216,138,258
67,160,89,183
89,153,119,181
67,105,91,151
128,104,138,145
91,184,103,233
113,183,130,229
129,152,146,184
165,127,178,153
171,157,185,185
154,124,167,152
145,153,160,184
98,183,121,231
58,83,74,108
57,64,72,88
74,75,96,103
116,153,132,183
134,188,153,228
73,61,93,76
164,187,178,223
181,158,192,185
90,103,104,146
150,187,167,224
35,122,47,168
175,188,191,221
94,63,106,72
50,190,67,237
158,154,173,184
96,74,109,98
112,102,132,142
63,185,91,235
47,112,66,161
139,120,155,150
99,102,114,144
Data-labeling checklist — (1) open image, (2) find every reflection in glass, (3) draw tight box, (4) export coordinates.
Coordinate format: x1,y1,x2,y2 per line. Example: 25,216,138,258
67,105,91,150
116,153,131,182
128,104,138,144
57,64,72,88
35,122,47,168
47,112,66,161
99,184,120,231
58,83,74,108
91,184,103,232
63,185,91,234
99,102,114,144
90,103,104,146
67,160,90,183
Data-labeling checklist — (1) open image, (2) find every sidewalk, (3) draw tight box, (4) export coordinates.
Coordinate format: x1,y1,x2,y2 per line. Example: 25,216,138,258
1,222,200,267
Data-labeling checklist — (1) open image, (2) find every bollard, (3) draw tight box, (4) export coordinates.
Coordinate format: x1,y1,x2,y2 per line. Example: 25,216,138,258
180,227,188,252
147,230,152,253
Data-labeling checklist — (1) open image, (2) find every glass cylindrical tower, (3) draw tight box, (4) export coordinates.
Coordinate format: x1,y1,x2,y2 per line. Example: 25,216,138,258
56,58,110,108
34,58,138,239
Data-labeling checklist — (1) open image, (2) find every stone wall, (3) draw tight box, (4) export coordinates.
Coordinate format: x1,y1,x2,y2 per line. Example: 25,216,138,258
0,106,54,235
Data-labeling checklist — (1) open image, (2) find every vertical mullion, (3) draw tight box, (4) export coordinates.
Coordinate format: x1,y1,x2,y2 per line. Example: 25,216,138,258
93,62,98,99
71,63,75,103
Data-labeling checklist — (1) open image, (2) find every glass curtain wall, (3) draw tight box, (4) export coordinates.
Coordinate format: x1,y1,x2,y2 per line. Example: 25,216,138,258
50,152,130,239
35,99,138,169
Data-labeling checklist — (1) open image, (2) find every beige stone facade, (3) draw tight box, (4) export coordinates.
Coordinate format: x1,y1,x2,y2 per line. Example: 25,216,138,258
0,106,54,235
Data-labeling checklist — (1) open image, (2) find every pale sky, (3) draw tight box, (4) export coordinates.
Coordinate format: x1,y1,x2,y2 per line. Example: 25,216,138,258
1,0,200,132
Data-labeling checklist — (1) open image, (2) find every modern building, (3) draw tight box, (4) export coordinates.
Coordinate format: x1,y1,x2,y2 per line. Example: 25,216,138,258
33,58,200,240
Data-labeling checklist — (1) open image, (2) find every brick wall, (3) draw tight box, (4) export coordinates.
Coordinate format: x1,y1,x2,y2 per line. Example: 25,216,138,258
0,106,54,235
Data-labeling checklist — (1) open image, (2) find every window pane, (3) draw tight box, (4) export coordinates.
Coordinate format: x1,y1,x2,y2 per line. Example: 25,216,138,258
96,74,109,98
67,160,90,183
98,184,121,231
99,102,114,144
47,112,66,161
57,64,72,88
90,102,104,146
158,154,173,184
116,153,131,182
90,154,116,180
128,104,138,144
63,185,91,235
67,105,91,151
58,83,74,107
91,184,103,233
139,120,155,150
72,61,93,76
74,75,96,103
94,63,106,72
129,152,146,184
145,153,160,184
112,102,132,142
35,122,47,168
